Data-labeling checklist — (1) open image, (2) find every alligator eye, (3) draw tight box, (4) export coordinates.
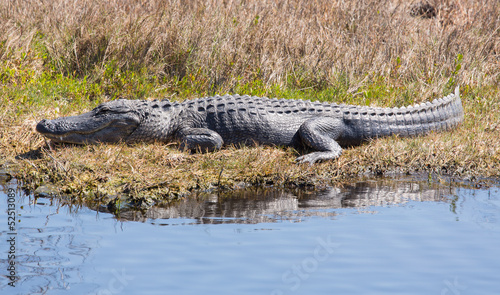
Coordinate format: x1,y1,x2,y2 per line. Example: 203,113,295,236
97,106,110,114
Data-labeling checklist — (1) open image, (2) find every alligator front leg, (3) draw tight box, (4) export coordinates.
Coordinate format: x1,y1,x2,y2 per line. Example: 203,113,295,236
176,127,224,152
296,117,345,164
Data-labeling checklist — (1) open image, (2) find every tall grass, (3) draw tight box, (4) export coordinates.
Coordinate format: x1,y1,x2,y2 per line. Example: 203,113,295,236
1,0,498,97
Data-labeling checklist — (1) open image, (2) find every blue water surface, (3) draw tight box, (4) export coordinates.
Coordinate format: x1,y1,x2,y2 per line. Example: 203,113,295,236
1,179,499,295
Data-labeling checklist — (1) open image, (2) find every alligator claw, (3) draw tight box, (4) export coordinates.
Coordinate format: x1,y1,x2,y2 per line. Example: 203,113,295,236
295,151,342,165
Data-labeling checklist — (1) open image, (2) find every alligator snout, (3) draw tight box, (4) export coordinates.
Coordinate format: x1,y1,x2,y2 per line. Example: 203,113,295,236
36,119,50,134
36,119,66,136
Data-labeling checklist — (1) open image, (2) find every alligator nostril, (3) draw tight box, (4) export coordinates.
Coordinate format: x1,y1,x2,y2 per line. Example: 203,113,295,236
36,119,48,133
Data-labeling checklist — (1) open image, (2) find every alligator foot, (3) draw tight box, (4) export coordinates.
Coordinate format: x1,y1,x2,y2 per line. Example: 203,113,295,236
177,127,224,152
296,117,344,164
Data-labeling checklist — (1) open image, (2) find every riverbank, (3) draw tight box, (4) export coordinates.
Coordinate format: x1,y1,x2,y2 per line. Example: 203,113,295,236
2,82,499,208
1,0,499,208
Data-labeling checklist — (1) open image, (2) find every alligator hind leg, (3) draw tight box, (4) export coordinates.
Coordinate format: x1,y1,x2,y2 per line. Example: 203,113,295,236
296,117,345,164
177,127,224,152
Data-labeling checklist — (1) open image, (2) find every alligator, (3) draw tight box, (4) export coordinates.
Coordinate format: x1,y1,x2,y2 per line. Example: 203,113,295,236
36,87,463,164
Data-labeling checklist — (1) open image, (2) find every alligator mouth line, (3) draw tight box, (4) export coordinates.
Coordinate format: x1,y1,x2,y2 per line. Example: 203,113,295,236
40,121,114,139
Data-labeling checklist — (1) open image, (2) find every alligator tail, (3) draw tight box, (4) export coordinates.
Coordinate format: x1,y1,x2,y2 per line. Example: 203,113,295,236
345,86,464,139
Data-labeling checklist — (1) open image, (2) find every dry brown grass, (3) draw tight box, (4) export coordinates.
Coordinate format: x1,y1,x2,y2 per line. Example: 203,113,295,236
1,0,498,93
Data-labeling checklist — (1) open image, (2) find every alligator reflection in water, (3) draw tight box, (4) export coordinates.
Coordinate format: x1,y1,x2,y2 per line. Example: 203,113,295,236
3,177,493,294
109,179,455,223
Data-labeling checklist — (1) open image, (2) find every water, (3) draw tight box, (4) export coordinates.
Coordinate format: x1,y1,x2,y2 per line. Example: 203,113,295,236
1,177,499,295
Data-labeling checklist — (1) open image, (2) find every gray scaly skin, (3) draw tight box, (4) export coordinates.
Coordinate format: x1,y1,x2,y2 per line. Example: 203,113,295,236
36,87,464,164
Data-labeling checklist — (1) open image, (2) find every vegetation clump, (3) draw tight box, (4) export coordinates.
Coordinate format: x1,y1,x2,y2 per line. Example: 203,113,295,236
1,0,499,207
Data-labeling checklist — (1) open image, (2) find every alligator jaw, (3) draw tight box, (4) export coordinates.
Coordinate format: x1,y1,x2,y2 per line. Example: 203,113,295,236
36,111,141,144
36,120,115,144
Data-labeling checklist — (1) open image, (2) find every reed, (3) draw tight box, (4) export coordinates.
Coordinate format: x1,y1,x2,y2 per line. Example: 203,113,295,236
1,0,498,95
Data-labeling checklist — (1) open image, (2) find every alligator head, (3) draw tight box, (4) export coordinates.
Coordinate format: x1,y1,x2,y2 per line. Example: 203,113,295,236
36,99,141,144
